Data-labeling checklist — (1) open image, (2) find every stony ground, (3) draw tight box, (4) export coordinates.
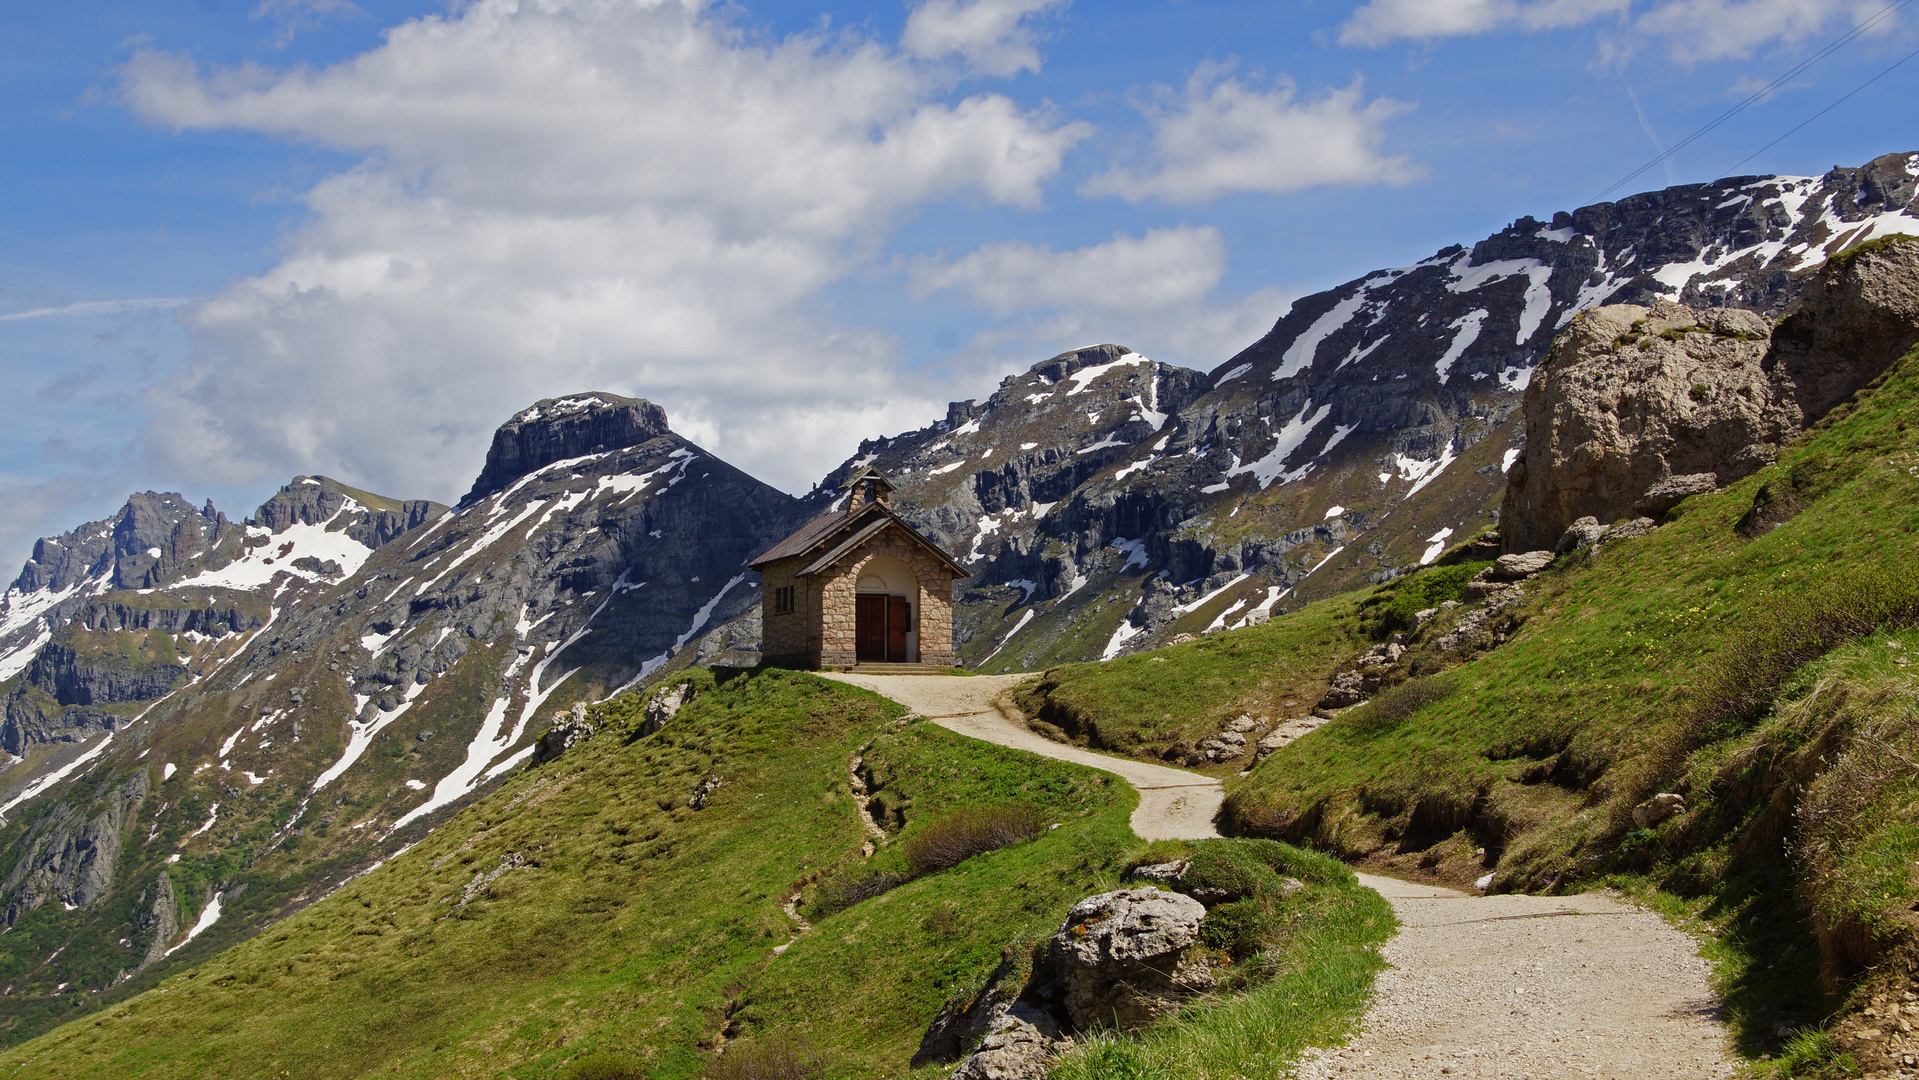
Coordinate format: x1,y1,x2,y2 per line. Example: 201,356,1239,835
824,672,1736,1078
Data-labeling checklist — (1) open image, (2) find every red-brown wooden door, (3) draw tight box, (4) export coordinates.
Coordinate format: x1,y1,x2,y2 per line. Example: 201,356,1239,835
856,595,888,662
888,596,911,661
857,595,912,662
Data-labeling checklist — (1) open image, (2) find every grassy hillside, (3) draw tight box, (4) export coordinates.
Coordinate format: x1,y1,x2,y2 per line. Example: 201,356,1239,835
2,667,1388,1079
1014,342,1919,1068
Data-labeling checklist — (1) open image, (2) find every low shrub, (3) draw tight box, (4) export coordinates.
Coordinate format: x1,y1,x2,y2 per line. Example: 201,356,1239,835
802,866,905,920
901,805,1046,875
1345,674,1459,734
704,1036,827,1080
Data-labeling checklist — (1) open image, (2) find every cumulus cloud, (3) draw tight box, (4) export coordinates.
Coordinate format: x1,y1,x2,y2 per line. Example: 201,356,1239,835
902,0,1065,77
1338,0,1890,62
910,226,1293,370
118,0,1090,500
1081,64,1419,204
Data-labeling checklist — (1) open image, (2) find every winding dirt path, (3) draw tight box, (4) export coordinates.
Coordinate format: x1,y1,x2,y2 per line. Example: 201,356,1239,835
818,672,1221,841
822,672,1736,1078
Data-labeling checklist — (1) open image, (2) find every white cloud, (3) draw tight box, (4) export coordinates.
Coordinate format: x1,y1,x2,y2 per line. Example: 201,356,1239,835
902,0,1065,77
118,0,1090,500
1338,0,1889,63
1338,0,1624,47
1081,64,1420,204
910,226,1293,371
1631,0,1889,63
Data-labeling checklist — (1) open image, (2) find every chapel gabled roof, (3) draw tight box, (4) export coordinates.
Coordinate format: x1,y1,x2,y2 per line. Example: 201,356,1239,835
748,500,970,579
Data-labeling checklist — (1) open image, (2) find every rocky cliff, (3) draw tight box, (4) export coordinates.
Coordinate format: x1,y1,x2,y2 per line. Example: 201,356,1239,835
1503,235,1919,549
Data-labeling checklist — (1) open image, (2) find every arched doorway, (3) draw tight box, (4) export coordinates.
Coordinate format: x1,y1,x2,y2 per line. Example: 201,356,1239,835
854,555,917,662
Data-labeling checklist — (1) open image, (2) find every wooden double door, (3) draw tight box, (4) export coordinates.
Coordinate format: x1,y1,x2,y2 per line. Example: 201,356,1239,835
855,594,912,662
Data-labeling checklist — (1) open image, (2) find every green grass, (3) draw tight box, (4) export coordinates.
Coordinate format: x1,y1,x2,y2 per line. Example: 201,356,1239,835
1012,593,1372,761
1048,845,1393,1080
0,669,1152,1079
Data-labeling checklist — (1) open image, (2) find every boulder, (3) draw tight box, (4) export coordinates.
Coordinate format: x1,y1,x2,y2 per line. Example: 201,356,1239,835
946,1004,1064,1080
1632,792,1686,829
1461,579,1520,602
529,702,594,767
1634,473,1718,518
1124,860,1190,889
1502,237,1919,552
1192,730,1248,763
1050,888,1215,1031
1318,671,1368,709
1604,517,1658,544
1490,550,1554,579
640,681,695,736
1555,516,1608,554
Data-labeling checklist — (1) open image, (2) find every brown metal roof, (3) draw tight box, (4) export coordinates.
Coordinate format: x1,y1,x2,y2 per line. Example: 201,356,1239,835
748,504,867,567
748,501,971,580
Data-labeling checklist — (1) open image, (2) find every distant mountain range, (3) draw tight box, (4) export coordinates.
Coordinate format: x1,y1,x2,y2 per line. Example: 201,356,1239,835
0,151,1912,1042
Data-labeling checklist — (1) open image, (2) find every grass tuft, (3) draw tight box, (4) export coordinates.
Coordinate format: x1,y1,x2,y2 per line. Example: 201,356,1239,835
901,804,1046,875
703,1036,827,1080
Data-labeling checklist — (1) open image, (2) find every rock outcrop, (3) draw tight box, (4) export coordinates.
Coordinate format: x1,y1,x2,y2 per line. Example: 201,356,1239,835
461,392,672,505
1050,888,1215,1031
529,703,594,766
1,771,148,926
1502,235,1919,551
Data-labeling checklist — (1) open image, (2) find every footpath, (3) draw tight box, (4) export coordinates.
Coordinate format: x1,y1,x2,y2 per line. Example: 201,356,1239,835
822,671,1736,1080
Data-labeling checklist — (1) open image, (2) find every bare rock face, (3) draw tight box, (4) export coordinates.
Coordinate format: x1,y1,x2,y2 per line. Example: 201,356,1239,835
1768,236,1919,423
1500,301,1789,551
1490,550,1555,579
1503,237,1919,551
1051,888,1215,1031
461,392,672,505
1,771,148,926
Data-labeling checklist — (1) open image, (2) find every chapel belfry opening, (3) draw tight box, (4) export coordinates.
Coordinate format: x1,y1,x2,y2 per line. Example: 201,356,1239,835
749,466,969,671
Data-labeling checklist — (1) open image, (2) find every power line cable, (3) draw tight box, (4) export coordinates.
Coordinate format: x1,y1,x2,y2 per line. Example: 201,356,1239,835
1592,0,1913,202
1716,42,1919,179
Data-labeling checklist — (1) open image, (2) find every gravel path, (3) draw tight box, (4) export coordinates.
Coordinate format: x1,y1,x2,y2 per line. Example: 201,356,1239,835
817,672,1221,840
1296,876,1734,1079
822,672,1735,1078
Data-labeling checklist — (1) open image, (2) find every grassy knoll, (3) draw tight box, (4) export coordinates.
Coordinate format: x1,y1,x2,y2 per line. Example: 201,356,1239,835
1011,594,1373,762
0,670,1134,1078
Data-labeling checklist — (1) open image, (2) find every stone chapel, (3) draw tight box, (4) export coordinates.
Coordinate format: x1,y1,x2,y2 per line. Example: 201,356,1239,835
749,467,969,670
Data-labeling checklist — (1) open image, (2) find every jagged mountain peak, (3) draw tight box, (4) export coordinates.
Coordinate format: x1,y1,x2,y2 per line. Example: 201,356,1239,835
462,392,673,506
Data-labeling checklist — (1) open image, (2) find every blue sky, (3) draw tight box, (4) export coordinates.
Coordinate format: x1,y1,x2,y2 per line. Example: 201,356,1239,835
1,0,1915,574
